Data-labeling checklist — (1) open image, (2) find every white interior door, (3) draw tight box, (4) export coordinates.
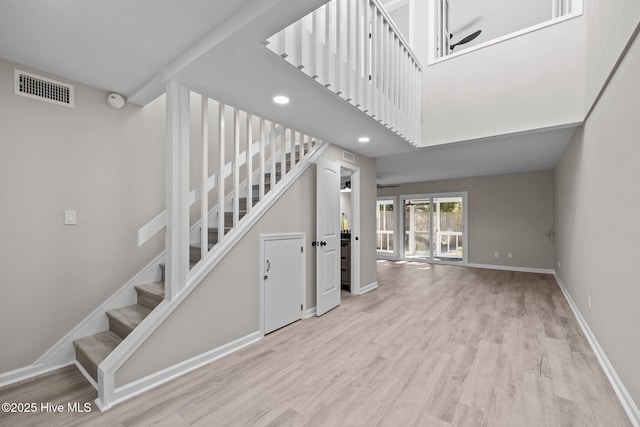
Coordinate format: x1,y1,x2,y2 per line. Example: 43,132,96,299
316,158,340,316
264,237,303,334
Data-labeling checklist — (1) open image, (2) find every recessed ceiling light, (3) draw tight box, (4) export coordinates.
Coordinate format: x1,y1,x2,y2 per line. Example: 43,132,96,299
358,136,370,143
273,95,290,105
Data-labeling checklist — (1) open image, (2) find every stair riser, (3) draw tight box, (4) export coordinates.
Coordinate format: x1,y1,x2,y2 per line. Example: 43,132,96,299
223,211,247,227
136,291,162,311
76,348,100,382
252,185,272,198
108,316,134,340
135,285,164,311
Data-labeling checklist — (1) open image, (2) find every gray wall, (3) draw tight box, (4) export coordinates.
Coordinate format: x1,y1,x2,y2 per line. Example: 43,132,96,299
0,59,166,373
585,0,640,111
378,171,555,270
117,145,377,385
555,30,640,409
411,0,585,147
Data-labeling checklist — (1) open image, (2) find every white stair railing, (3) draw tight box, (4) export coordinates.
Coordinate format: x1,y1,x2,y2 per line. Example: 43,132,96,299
140,84,323,300
267,0,422,145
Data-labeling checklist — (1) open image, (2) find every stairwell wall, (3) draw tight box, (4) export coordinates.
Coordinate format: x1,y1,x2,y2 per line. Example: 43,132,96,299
555,29,640,413
0,58,166,374
413,1,586,146
115,145,376,386
584,0,640,112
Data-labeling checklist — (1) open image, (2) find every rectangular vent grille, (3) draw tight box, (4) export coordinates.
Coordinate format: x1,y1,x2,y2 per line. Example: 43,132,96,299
343,151,356,163
14,69,74,107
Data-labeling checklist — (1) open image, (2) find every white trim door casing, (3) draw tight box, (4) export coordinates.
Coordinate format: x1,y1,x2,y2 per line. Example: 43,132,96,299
316,158,341,316
261,234,305,335
337,161,361,295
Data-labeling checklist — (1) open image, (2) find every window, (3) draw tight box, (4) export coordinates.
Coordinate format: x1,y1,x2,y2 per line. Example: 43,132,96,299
376,199,395,255
428,0,583,62
402,193,467,264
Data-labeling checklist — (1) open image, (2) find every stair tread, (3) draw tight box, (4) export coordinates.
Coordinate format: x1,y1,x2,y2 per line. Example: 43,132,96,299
135,282,165,310
106,304,151,339
159,262,197,270
190,242,216,249
73,331,122,381
134,282,165,299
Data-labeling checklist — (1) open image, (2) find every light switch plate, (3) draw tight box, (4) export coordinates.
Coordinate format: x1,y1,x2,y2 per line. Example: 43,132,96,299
65,210,77,225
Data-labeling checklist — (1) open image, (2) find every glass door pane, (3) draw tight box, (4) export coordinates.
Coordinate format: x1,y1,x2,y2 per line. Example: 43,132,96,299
433,196,463,261
405,199,431,259
376,200,395,254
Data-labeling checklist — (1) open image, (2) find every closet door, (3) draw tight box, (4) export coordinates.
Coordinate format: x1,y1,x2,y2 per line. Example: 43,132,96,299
264,236,304,334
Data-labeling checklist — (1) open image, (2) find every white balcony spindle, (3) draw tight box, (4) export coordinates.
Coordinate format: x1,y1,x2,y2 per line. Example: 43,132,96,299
246,113,253,214
259,118,266,201
200,96,209,261
354,0,362,108
233,108,240,227
218,103,226,245
280,127,287,180
270,122,276,190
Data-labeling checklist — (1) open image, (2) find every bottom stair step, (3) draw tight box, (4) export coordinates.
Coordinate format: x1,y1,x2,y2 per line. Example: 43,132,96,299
73,331,122,382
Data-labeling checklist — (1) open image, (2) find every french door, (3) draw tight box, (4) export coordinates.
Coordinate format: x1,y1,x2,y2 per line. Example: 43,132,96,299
402,192,467,263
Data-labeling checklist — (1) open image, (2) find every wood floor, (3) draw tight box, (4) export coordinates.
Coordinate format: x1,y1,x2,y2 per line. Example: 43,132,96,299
0,261,630,426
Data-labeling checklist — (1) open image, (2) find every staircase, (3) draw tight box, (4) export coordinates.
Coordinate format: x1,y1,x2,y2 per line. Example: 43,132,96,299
72,151,300,384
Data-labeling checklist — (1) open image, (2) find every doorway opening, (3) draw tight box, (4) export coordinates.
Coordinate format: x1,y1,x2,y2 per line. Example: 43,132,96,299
339,164,361,295
402,192,468,264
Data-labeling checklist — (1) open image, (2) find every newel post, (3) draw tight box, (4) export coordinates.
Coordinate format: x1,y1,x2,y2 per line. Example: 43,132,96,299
165,81,190,300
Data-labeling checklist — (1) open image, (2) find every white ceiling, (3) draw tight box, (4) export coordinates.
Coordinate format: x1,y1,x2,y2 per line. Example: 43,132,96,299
0,0,254,94
376,126,577,185
0,0,577,182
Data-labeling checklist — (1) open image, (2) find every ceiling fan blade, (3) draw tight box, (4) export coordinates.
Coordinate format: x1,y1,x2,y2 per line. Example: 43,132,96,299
450,29,482,51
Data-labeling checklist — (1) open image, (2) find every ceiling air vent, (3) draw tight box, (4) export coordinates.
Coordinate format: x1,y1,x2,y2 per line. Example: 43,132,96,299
343,151,356,163
14,69,74,108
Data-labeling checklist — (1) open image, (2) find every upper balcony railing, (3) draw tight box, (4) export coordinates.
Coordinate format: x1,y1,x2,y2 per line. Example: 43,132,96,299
267,0,422,146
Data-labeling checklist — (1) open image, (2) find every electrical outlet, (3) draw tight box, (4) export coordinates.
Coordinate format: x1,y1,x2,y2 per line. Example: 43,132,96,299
588,296,591,309
508,252,513,258
494,252,499,258
558,261,561,268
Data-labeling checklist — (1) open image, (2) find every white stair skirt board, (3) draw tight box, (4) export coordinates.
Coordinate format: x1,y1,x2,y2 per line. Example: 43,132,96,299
0,252,165,388
554,273,640,427
359,282,379,295
96,331,261,412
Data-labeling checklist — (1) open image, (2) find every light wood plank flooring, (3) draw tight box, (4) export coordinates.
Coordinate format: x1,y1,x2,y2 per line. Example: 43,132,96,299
0,261,630,426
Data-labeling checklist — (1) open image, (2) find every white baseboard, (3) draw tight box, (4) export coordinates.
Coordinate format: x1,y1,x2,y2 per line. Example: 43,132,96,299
0,362,73,389
97,330,262,411
554,273,640,427
467,263,554,274
359,282,379,295
303,307,317,318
